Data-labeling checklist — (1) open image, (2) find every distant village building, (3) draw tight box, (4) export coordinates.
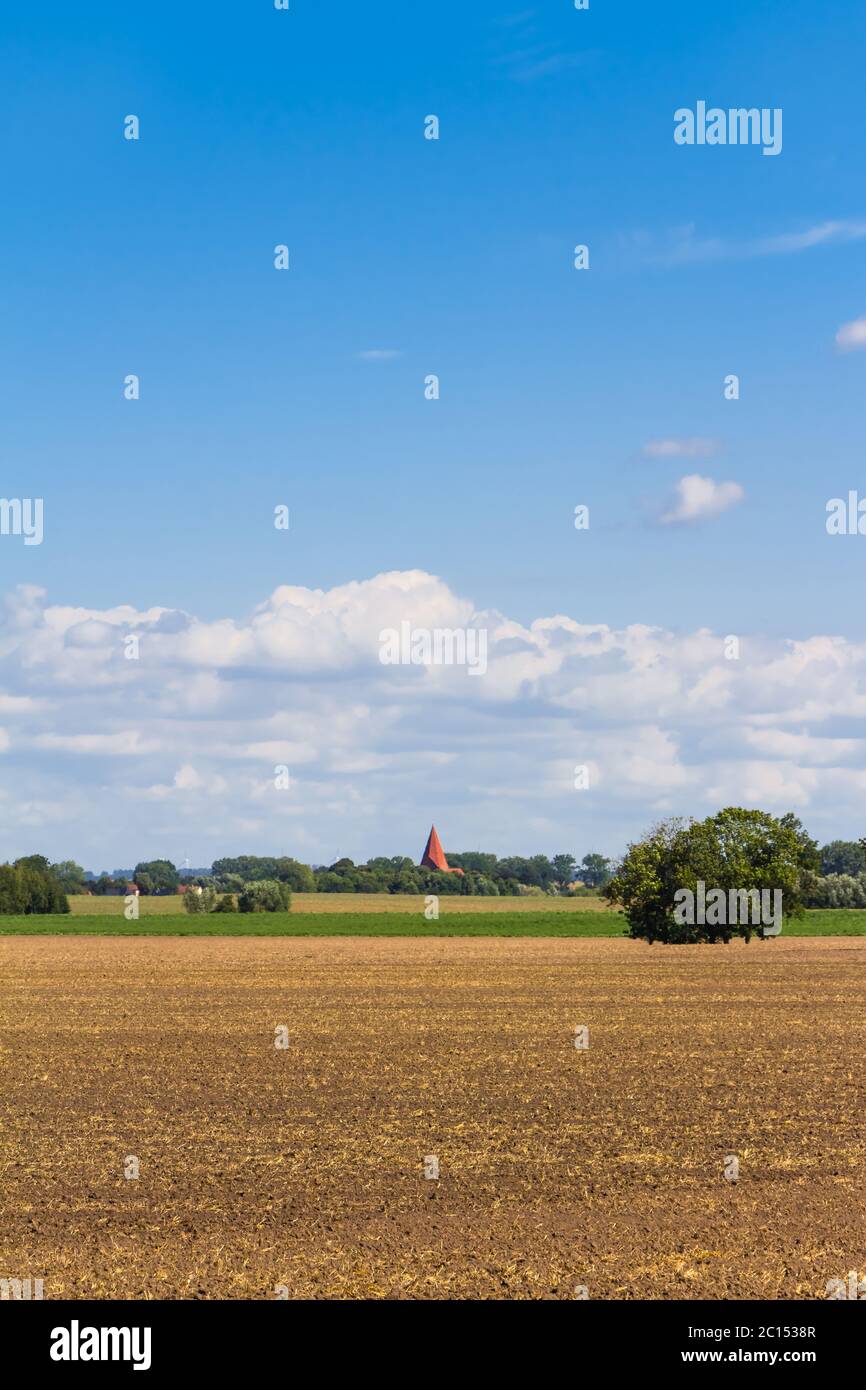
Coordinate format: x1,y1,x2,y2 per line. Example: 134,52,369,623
420,825,464,876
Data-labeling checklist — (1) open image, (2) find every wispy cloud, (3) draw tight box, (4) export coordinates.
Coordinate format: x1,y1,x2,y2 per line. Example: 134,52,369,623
625,219,866,268
357,349,401,362
758,221,866,254
835,316,866,352
510,51,588,81
499,9,536,26
659,474,744,524
489,10,591,83
643,437,719,459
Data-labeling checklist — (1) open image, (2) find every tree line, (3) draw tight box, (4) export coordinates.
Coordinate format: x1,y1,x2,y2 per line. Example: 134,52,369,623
74,851,615,898
5,823,866,921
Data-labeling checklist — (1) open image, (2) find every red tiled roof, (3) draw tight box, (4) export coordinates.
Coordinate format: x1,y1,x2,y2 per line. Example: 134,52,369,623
420,825,464,875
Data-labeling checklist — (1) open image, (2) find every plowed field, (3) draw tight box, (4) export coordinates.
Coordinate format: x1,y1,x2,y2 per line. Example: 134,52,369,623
1,935,863,1299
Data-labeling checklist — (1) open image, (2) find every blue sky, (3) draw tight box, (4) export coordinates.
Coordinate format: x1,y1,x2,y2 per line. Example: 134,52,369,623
2,1,866,867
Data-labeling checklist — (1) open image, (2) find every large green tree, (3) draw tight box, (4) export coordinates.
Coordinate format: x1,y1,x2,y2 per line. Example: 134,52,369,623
50,860,88,894
3,860,69,914
133,860,179,895
604,808,808,944
579,853,612,888
820,840,866,877
212,856,315,891
549,853,577,889
447,851,499,876
778,814,820,876
14,854,51,875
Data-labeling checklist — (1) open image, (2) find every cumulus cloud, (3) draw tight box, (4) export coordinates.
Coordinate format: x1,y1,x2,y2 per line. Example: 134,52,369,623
835,316,866,351
659,474,744,524
1,572,865,866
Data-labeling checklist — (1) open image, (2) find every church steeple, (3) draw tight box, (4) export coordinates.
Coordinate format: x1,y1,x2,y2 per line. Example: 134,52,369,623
420,825,464,875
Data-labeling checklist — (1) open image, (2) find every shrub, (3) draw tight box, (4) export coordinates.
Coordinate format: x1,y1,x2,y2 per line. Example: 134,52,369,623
472,875,500,896
183,886,217,914
237,879,292,913
805,873,866,908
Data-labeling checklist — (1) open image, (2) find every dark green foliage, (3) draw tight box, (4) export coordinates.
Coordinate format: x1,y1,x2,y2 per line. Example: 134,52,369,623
133,860,179,895
446,851,499,876
212,857,314,892
14,854,52,875
778,814,820,878
578,853,612,888
604,808,808,944
550,853,577,887
90,875,128,896
0,860,69,915
310,850,587,896
820,840,866,877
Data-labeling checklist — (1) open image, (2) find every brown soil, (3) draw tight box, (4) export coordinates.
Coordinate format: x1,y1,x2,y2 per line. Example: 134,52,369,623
1,935,863,1299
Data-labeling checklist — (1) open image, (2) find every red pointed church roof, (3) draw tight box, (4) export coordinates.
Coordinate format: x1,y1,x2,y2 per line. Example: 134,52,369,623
420,825,464,875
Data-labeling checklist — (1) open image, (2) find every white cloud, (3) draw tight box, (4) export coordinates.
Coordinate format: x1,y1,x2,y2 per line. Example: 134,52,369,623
659,474,744,524
756,220,866,254
142,764,228,800
835,316,866,352
643,437,719,459
627,219,866,267
34,731,159,755
0,694,34,713
357,349,401,361
743,728,863,765
3,572,866,865
173,763,203,791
